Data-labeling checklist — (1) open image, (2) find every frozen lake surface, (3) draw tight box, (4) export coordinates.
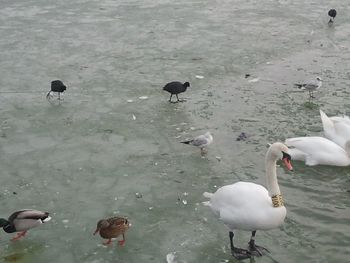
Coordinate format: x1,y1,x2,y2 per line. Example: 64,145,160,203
0,0,349,262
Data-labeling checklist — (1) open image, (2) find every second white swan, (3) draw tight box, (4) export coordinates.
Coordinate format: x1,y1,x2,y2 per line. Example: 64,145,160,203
285,136,350,166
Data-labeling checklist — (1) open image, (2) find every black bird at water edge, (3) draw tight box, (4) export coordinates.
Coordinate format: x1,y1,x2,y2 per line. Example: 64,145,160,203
163,81,190,103
47,80,67,100
328,9,337,24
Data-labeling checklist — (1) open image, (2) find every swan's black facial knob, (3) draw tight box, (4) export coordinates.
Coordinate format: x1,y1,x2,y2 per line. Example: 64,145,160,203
282,151,293,171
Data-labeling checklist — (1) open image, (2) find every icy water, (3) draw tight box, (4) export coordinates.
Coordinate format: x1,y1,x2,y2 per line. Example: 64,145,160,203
0,0,350,262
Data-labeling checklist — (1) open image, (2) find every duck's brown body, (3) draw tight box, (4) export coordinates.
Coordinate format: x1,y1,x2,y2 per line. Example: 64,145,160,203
94,217,130,246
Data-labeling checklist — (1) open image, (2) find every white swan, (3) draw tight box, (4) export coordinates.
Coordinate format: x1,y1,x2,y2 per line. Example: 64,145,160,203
320,109,350,148
203,143,293,260
285,136,350,166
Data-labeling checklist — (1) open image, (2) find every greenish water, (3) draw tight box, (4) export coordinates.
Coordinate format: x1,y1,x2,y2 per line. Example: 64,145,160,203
0,0,349,262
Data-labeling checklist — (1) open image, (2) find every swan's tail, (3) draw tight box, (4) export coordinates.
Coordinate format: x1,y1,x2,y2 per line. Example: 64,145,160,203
203,192,213,198
202,192,213,206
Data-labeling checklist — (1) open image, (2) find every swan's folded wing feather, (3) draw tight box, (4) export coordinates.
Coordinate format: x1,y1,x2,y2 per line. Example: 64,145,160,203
330,116,350,126
305,156,319,166
333,122,350,142
287,148,306,161
285,136,350,166
320,110,335,134
321,110,350,147
285,137,345,153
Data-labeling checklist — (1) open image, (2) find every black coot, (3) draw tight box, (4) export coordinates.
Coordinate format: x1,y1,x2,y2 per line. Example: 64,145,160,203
47,80,67,100
328,9,337,23
162,81,190,103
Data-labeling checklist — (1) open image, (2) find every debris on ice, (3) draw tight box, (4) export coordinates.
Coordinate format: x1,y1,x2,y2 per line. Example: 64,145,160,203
248,78,260,83
166,252,177,263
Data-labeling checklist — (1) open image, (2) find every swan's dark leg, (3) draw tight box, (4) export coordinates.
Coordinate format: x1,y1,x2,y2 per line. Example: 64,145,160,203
248,230,270,256
229,231,251,260
168,94,173,102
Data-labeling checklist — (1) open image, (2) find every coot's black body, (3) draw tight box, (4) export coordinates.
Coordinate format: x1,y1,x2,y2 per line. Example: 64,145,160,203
328,9,337,23
163,81,190,103
47,80,67,100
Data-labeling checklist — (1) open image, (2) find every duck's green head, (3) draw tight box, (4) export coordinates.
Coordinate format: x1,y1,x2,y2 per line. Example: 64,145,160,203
0,218,9,227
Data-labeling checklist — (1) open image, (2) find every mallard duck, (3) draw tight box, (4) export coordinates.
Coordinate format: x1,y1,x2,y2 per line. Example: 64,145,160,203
93,217,130,246
0,209,51,241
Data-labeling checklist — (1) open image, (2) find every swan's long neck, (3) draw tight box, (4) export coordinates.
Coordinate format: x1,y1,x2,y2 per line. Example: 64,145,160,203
265,158,281,196
265,156,284,208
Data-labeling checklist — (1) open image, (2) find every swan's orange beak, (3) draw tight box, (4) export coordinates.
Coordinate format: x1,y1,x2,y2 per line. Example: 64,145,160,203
282,158,293,171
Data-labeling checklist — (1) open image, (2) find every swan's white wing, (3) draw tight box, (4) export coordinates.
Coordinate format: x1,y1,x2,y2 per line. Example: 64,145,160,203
320,110,340,145
285,137,342,153
208,182,286,231
285,137,350,166
320,110,350,148
332,122,350,148
287,148,306,161
320,110,334,134
330,116,350,126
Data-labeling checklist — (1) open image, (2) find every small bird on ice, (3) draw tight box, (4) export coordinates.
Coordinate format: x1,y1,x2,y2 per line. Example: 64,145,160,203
181,132,213,156
47,80,67,101
328,9,337,24
294,77,322,100
162,81,190,103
